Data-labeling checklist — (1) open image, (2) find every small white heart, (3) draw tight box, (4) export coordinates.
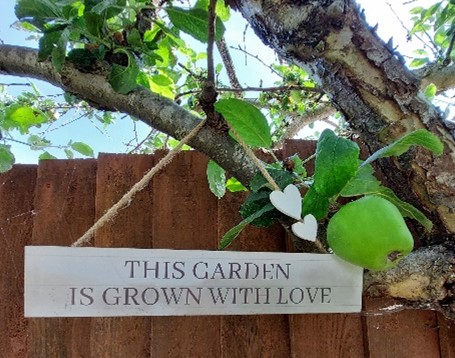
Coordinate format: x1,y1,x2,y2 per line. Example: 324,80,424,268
292,214,318,242
269,184,302,220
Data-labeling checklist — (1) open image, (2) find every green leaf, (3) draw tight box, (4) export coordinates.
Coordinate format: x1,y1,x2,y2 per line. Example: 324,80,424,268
64,148,74,159
87,0,126,19
71,142,94,157
166,7,225,43
15,0,64,28
409,57,430,68
287,154,307,177
38,30,64,61
3,104,46,134
207,160,226,199
250,168,294,191
84,12,104,37
363,129,443,166
424,83,437,100
302,186,330,220
374,189,433,231
313,129,360,197
219,203,275,250
226,177,247,192
39,151,57,160
340,164,381,197
240,190,279,227
127,28,143,48
195,0,231,21
108,60,139,94
28,135,51,150
215,98,272,148
0,145,15,173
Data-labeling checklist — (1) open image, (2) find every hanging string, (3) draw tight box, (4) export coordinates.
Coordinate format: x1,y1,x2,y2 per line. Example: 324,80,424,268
227,124,281,191
228,123,327,253
71,119,207,247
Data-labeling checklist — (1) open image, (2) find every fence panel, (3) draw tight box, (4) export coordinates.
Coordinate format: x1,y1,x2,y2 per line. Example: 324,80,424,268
27,160,97,358
0,165,36,358
0,145,452,357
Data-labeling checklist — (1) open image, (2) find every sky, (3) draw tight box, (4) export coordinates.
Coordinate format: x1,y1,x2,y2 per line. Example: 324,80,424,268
0,0,443,163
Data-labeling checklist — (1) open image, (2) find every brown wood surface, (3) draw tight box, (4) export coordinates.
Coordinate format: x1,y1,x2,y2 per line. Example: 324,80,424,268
0,145,453,357
0,165,36,358
150,151,221,357
438,312,455,358
91,153,154,357
27,159,97,358
364,297,441,358
218,191,292,358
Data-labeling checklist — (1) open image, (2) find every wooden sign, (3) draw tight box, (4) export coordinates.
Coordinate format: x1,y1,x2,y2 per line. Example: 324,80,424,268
24,246,363,317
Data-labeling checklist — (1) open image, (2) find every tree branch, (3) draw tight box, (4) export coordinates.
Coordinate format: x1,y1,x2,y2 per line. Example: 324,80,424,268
235,0,455,240
0,44,257,184
414,62,455,93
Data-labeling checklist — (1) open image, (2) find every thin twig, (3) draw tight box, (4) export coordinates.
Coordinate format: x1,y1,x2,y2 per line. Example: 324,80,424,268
444,32,455,64
217,85,322,93
230,45,283,78
128,128,156,153
216,38,242,95
207,0,216,85
177,62,205,80
386,2,439,58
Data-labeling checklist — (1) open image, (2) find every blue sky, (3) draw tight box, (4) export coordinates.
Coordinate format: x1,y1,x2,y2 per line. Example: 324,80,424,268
0,0,440,163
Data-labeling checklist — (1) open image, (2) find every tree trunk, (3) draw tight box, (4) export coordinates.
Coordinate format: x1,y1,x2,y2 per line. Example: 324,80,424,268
234,0,455,240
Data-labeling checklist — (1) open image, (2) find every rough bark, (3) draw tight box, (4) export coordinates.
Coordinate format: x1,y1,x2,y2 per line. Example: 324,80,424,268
415,62,455,94
234,0,455,239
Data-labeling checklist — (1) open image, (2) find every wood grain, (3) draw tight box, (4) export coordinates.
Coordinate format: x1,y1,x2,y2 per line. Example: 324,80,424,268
0,165,36,358
364,297,440,358
438,312,455,358
27,159,97,358
91,153,154,357
218,191,291,358
150,151,221,358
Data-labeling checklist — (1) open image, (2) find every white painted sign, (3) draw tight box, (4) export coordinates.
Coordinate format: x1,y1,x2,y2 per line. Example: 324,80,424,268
24,246,363,317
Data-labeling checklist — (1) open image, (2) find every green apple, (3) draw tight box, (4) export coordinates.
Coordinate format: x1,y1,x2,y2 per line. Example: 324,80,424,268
327,196,414,271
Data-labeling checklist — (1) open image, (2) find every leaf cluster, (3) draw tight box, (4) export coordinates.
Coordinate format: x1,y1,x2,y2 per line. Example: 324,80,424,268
209,98,444,249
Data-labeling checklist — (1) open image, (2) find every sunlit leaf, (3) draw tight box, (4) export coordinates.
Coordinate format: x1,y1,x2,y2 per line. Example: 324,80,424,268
166,7,225,43
0,145,15,173
363,129,443,166
207,160,226,198
71,142,94,157
215,98,272,148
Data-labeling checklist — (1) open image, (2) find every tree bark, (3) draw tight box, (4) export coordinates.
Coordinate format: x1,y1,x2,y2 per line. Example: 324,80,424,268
234,0,455,241
0,45,257,185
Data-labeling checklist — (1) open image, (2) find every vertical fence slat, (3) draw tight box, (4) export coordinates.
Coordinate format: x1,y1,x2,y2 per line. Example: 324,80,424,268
438,313,455,357
282,140,365,358
289,314,364,358
364,297,440,358
0,165,36,358
219,191,292,358
27,159,97,358
91,153,154,357
150,151,221,357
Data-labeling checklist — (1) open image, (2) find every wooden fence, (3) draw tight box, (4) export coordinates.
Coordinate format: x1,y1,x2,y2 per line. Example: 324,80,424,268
0,140,454,357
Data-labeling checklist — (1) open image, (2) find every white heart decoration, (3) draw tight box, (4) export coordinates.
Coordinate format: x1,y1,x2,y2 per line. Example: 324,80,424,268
292,214,318,242
269,184,302,220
